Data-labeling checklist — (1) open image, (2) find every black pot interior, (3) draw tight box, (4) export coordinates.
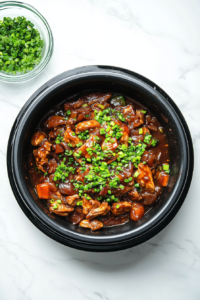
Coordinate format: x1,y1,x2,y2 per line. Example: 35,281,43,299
17,74,186,238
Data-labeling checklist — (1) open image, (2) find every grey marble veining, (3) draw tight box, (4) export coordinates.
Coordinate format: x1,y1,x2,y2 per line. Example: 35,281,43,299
0,0,200,299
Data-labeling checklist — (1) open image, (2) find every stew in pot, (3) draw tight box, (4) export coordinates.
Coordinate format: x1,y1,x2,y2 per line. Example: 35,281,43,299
28,92,170,231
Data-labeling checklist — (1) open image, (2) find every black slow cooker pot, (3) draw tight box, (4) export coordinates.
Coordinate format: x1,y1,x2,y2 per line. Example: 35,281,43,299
7,66,194,252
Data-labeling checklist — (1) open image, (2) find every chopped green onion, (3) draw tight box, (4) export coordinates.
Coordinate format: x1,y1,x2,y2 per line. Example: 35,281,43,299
133,171,139,178
163,164,169,171
139,128,143,134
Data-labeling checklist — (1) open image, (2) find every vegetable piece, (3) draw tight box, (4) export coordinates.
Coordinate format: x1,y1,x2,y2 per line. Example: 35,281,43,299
163,164,169,171
151,139,159,147
157,172,169,187
110,95,126,106
36,183,50,199
130,203,145,221
139,128,143,135
143,133,152,144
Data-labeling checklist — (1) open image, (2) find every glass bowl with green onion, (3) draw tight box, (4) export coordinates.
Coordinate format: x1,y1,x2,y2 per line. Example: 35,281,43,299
0,1,53,83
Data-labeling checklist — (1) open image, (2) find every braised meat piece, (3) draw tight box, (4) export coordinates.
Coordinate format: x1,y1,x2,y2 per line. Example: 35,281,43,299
49,202,74,216
79,219,104,230
68,207,85,224
44,116,67,129
63,127,82,147
33,140,51,172
75,120,101,134
111,201,132,216
31,131,46,146
66,194,80,207
82,198,101,215
130,203,145,221
135,163,155,193
86,202,110,220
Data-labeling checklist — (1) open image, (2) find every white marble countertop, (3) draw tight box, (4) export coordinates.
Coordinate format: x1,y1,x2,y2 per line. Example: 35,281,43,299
1,0,200,299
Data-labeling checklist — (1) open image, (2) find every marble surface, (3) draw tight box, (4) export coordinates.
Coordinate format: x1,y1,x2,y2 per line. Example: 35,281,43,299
1,0,200,299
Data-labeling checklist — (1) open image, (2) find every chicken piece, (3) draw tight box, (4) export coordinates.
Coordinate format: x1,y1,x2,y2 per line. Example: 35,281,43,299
120,131,129,147
67,111,78,125
111,201,132,216
31,131,46,146
86,202,110,220
128,189,142,201
33,140,52,172
49,202,74,216
54,144,64,154
123,105,135,123
60,142,71,151
48,190,65,202
82,197,101,215
47,158,58,174
73,135,97,162
118,161,134,182
68,207,85,225
43,116,67,129
75,120,101,134
101,137,118,151
64,99,85,111
106,154,119,164
140,191,158,206
76,112,91,123
63,127,82,147
77,93,112,106
72,99,85,109
79,219,103,231
141,150,156,168
99,186,109,196
130,202,145,221
66,194,80,207
112,185,134,196
75,165,91,182
133,110,144,128
36,182,57,199
135,163,155,192
101,213,130,227
64,103,72,111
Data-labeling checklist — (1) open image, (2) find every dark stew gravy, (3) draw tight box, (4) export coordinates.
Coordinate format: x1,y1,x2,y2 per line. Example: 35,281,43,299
28,92,170,231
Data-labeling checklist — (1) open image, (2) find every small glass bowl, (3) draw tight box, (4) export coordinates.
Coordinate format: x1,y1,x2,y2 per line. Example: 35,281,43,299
0,1,54,83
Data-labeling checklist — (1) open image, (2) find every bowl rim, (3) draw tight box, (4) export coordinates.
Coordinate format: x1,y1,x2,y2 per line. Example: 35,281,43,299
0,1,54,83
7,65,194,251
